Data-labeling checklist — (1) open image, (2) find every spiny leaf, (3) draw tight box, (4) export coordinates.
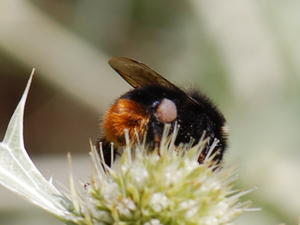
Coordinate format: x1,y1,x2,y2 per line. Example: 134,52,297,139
0,70,73,221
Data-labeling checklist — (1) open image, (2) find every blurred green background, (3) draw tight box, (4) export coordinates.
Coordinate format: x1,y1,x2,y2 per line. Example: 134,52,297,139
0,0,300,224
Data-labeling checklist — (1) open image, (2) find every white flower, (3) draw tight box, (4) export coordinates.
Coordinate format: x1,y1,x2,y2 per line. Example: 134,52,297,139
164,165,183,187
144,219,162,225
150,192,170,212
116,198,136,217
130,166,149,190
179,199,199,217
199,215,219,225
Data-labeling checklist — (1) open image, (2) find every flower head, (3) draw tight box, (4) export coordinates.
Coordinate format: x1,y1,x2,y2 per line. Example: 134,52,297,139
66,127,254,225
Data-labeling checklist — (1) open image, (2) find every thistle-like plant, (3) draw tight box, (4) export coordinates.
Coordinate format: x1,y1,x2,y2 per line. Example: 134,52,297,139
0,71,256,224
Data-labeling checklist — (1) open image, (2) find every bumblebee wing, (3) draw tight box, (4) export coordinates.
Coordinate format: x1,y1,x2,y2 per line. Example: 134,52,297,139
109,57,178,89
109,56,201,106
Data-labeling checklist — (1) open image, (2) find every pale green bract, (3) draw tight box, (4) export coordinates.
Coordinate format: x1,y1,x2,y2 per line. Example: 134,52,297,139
0,72,256,225
0,71,78,224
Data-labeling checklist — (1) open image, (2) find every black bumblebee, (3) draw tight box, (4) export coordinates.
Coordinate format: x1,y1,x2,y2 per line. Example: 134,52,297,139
97,57,228,166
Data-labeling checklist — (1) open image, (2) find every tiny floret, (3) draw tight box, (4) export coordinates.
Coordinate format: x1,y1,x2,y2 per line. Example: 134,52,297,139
150,193,170,212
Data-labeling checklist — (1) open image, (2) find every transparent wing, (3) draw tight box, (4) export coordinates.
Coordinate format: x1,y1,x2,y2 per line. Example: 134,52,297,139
109,57,178,89
109,56,200,106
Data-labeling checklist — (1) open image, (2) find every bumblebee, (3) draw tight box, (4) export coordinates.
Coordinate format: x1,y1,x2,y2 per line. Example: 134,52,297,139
97,57,228,166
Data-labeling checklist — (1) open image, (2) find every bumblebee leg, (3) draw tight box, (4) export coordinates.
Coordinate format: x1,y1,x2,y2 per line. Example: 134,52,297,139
96,138,117,167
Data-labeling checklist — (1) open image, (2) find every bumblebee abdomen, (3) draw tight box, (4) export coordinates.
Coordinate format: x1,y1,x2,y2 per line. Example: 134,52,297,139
103,98,150,146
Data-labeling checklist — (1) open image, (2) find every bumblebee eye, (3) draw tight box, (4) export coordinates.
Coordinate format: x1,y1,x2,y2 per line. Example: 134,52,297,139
155,98,177,123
